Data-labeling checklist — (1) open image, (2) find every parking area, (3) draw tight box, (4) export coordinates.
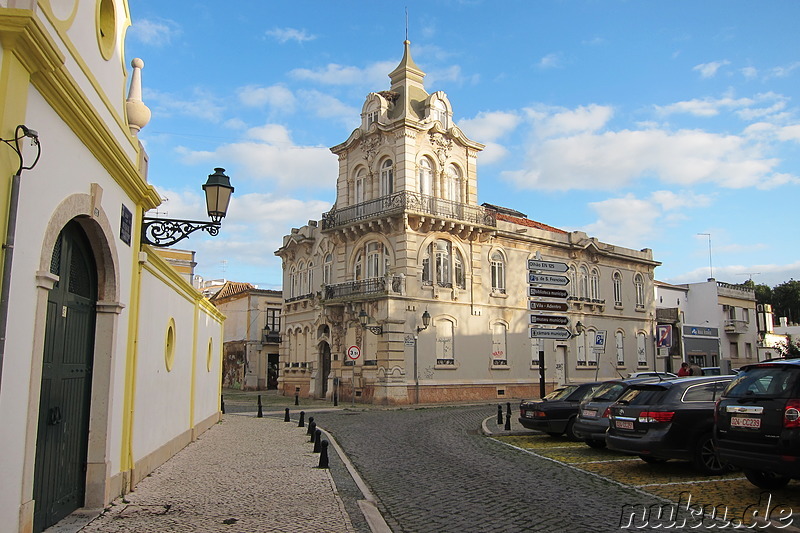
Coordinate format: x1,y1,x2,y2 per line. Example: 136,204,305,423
494,432,798,528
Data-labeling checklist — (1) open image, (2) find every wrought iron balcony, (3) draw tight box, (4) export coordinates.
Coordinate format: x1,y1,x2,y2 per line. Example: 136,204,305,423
321,191,497,230
724,319,749,334
323,276,405,301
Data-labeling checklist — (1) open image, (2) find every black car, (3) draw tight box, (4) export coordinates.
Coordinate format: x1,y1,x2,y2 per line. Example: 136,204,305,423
573,377,659,448
606,376,733,474
714,358,800,489
518,382,603,439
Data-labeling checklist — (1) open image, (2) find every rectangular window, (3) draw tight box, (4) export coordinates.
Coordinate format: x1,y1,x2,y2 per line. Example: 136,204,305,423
730,342,739,359
616,332,625,366
436,320,454,365
745,342,753,359
266,308,280,332
637,333,647,366
492,324,507,365
577,343,586,366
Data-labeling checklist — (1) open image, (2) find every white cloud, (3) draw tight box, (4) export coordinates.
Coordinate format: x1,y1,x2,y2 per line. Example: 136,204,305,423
266,27,316,44
459,111,521,141
130,18,180,46
582,194,660,249
298,90,359,123
538,53,562,69
237,84,296,111
741,66,758,80
655,92,787,120
144,88,225,123
289,61,396,87
526,104,613,138
693,60,730,78
175,124,338,190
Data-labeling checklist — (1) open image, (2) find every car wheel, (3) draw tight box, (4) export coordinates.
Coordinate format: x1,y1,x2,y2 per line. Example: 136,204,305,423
692,433,727,475
639,455,668,464
585,439,606,449
743,469,791,490
564,418,579,441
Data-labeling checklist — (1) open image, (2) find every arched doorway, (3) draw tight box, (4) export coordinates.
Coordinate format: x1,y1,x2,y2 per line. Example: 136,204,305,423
320,342,331,398
32,220,97,532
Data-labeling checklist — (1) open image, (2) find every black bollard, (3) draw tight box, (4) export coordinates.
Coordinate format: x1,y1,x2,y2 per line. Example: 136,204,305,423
317,440,330,469
295,393,299,406
257,395,263,418
298,411,305,428
313,429,322,453
497,404,503,425
506,402,512,417
284,407,290,422
308,421,317,442
504,410,511,431
306,417,315,435
333,391,338,407
221,395,225,415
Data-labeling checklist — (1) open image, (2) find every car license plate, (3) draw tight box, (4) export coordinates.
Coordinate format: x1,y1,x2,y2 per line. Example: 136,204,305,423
615,420,634,430
582,409,597,418
731,416,761,429
524,411,535,419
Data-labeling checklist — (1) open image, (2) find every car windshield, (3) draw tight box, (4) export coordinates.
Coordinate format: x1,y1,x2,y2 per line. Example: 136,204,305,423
544,385,579,401
723,366,800,399
589,382,626,402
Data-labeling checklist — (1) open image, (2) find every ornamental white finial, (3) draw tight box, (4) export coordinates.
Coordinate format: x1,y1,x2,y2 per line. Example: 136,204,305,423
126,58,151,135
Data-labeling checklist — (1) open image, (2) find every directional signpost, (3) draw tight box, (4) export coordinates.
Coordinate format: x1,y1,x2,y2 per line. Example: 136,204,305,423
528,260,569,272
530,327,572,340
528,273,570,285
529,287,569,299
530,314,570,326
529,301,569,312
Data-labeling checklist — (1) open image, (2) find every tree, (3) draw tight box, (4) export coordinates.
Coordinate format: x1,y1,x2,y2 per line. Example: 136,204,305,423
773,279,800,324
774,336,800,359
753,283,773,306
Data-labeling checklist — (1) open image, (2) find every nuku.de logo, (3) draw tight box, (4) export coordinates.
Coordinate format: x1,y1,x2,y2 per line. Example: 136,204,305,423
619,491,794,529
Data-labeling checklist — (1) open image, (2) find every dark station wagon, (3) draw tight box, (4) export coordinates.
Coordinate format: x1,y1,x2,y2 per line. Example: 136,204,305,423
606,376,733,474
715,358,800,489
518,382,603,440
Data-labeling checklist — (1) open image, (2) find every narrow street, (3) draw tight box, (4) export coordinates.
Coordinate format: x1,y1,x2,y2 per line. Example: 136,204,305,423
317,405,672,533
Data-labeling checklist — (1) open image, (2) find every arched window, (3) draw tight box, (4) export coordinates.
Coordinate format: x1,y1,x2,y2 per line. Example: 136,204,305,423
323,253,333,285
307,261,314,293
579,266,589,298
444,164,461,203
419,157,433,196
422,239,465,289
290,266,298,298
490,251,505,294
634,273,645,309
432,99,448,128
355,241,389,281
568,265,577,297
380,159,393,196
298,261,307,295
436,319,454,365
637,332,647,366
590,268,600,300
587,329,597,366
365,100,378,128
613,272,623,306
355,168,366,205
492,323,507,365
616,331,625,366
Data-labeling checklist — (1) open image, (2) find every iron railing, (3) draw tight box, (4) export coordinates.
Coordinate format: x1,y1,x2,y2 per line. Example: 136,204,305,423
322,191,497,230
322,276,406,301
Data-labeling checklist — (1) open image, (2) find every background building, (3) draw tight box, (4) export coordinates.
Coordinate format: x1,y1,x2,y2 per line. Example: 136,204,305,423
275,42,660,405
210,281,282,390
0,3,224,532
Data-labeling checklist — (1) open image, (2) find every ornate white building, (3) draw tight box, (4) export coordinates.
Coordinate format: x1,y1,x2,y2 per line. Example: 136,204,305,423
275,41,660,405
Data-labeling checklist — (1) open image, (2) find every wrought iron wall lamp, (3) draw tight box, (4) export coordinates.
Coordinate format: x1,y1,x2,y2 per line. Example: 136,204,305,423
358,309,383,335
142,167,234,247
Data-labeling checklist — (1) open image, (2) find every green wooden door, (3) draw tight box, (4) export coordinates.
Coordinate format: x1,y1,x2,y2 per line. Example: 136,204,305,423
32,221,97,532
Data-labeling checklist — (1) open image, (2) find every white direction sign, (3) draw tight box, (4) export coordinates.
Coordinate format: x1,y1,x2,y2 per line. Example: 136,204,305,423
530,327,573,340
527,260,569,273
347,345,361,360
529,273,570,286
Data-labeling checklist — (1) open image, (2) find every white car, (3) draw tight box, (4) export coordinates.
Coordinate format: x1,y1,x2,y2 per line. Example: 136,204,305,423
626,371,678,379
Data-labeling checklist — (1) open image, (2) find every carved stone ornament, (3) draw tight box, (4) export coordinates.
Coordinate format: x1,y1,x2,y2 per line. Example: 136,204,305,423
362,135,383,165
429,132,453,165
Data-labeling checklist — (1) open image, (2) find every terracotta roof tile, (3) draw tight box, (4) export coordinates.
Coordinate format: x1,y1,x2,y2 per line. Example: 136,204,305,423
496,213,567,234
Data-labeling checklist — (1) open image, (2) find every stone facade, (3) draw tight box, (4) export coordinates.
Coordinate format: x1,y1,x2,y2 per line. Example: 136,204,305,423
275,41,660,405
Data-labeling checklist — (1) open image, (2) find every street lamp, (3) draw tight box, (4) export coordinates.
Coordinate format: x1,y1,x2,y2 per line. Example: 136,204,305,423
358,309,383,335
142,167,234,247
413,310,431,404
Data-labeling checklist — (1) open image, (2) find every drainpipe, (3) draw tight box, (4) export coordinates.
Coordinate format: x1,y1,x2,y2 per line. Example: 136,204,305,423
0,125,40,394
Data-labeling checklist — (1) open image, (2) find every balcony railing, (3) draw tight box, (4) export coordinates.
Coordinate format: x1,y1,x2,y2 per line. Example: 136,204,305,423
724,319,749,334
321,191,497,230
323,275,406,301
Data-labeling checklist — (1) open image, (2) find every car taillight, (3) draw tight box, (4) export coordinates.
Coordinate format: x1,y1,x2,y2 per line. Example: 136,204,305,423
638,411,675,423
784,400,800,429
535,411,547,418
602,407,611,418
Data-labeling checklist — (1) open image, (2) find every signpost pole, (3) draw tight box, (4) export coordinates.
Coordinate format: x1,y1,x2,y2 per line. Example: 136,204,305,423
538,350,546,398
414,335,419,404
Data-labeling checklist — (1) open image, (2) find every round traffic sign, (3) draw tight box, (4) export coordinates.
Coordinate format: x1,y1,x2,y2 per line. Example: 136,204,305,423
347,345,361,360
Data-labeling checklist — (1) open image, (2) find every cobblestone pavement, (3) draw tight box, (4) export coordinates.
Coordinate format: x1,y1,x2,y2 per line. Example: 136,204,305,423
78,414,355,533
315,404,693,533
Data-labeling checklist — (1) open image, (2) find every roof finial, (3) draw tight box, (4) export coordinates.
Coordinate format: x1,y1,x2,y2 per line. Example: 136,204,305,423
405,7,409,42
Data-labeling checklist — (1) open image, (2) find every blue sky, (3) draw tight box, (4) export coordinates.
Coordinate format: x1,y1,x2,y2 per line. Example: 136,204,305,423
125,1,800,290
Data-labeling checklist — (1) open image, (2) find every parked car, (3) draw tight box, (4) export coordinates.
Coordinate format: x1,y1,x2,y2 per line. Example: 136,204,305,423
573,378,659,448
518,382,603,439
606,376,734,474
714,358,800,489
627,371,678,379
